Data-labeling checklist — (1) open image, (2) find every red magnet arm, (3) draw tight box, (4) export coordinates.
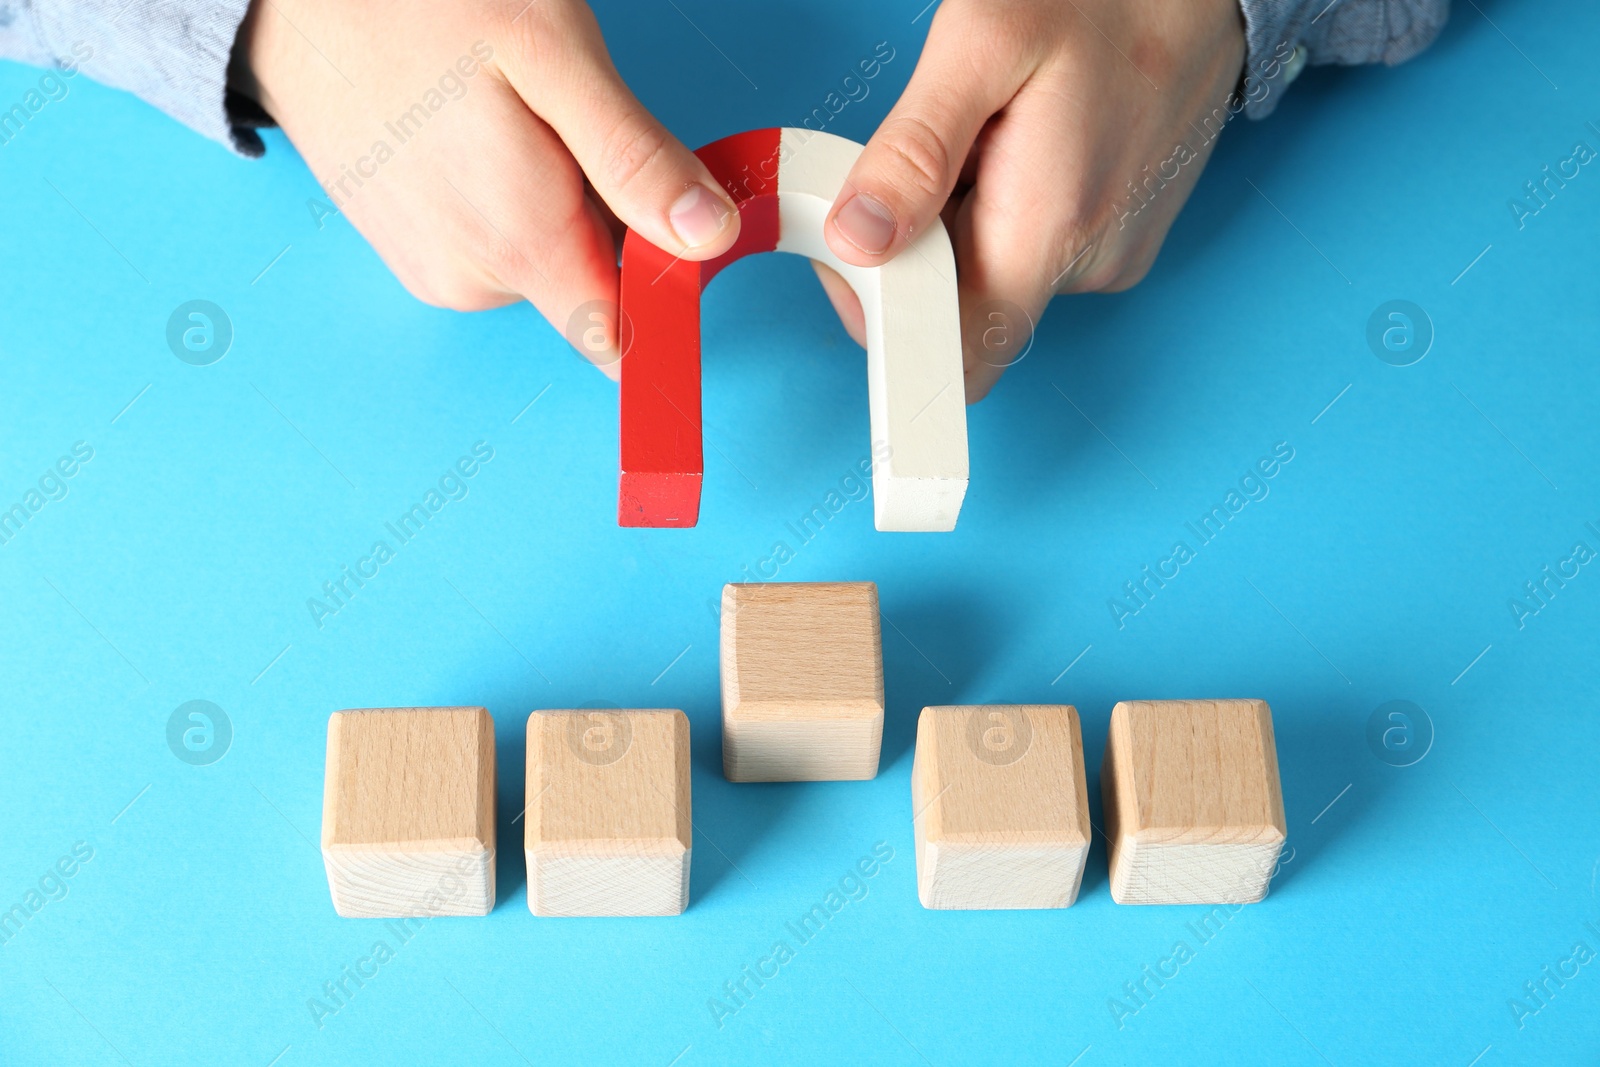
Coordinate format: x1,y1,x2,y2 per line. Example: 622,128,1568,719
617,128,781,528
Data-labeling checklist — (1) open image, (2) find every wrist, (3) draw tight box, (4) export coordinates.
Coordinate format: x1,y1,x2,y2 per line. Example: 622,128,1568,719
228,0,267,100
230,0,303,117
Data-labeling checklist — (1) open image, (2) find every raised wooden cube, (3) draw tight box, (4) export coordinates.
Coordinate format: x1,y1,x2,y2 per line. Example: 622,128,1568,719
912,705,1091,909
320,707,496,918
720,581,883,781
524,709,691,916
1102,699,1287,905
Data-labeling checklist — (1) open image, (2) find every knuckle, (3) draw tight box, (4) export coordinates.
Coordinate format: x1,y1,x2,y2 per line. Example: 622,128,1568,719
389,261,454,310
474,191,584,296
601,113,672,196
1072,255,1128,292
877,114,955,203
1102,250,1156,293
477,225,546,293
397,274,446,309
412,272,497,312
1046,217,1107,293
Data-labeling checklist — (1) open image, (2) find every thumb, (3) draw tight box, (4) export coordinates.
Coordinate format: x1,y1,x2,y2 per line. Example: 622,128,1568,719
825,27,1022,266
502,6,741,260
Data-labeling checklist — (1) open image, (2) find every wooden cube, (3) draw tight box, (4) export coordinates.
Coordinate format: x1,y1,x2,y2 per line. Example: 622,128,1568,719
524,709,691,916
720,581,884,781
320,707,496,918
912,705,1091,909
1102,699,1287,905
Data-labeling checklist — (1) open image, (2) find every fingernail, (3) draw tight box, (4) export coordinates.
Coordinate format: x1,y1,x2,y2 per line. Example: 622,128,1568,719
669,184,732,248
834,193,897,255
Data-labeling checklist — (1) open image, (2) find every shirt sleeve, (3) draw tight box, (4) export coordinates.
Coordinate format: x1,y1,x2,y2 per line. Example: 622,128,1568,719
0,0,268,155
1238,0,1452,118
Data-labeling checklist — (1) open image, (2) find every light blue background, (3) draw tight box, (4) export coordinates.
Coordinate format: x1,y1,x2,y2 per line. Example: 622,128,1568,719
2,1,1598,1064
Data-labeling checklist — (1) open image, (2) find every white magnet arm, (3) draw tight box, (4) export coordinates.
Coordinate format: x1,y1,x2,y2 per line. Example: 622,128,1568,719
774,128,969,533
